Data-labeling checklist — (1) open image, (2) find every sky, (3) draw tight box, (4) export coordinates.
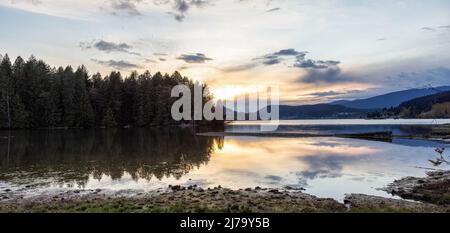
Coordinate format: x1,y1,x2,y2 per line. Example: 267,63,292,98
1,0,450,104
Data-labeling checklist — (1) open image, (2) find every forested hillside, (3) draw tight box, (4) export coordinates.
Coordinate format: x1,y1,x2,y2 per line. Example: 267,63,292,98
367,91,450,119
0,54,216,129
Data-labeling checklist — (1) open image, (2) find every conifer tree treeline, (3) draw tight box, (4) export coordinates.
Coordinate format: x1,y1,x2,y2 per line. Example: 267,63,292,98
0,54,217,129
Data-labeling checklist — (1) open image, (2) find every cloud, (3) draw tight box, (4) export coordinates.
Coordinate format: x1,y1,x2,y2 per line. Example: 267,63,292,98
255,48,308,66
301,89,364,98
386,67,450,89
220,63,259,73
218,48,342,80
294,59,340,69
290,50,340,71
273,49,305,56
92,59,141,70
176,53,213,63
421,27,435,31
238,0,276,6
262,58,280,65
264,175,283,184
265,7,280,13
159,57,167,61
153,52,168,56
11,0,42,5
79,41,94,50
376,38,386,41
299,66,351,84
217,48,344,83
178,66,190,70
153,0,279,21
295,155,345,182
420,25,450,32
154,0,211,22
144,58,157,63
303,90,345,98
110,0,143,17
80,40,141,56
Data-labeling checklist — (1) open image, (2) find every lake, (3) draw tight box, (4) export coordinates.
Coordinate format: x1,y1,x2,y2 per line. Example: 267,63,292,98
1,119,449,201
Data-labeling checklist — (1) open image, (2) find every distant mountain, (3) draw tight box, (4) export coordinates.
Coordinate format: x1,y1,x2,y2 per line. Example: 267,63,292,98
231,86,450,120
368,90,450,119
265,104,370,120
331,86,450,110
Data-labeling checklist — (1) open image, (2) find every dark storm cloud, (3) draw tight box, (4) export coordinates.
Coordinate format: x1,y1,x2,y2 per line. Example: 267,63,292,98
79,40,141,56
176,53,213,63
92,59,141,70
110,0,143,17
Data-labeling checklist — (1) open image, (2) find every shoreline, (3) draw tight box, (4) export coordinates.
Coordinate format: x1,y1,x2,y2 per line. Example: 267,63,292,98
198,131,450,143
1,171,449,213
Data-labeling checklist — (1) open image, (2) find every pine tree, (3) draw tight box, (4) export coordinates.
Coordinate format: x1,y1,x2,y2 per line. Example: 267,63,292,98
0,54,12,128
74,66,94,128
90,72,107,126
122,71,139,127
102,107,117,128
106,71,123,126
137,71,154,127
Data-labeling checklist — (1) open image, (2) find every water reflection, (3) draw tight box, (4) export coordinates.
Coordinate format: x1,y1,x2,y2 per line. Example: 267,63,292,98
1,127,449,201
226,123,436,136
197,136,450,200
0,128,222,187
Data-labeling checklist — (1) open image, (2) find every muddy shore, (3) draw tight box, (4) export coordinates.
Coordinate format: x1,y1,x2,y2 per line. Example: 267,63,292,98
1,170,450,213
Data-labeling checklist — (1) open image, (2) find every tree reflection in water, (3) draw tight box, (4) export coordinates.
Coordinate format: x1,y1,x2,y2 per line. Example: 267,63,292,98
0,128,223,187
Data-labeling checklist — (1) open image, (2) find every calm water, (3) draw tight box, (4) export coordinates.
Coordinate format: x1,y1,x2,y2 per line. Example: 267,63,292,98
227,119,450,136
1,120,449,201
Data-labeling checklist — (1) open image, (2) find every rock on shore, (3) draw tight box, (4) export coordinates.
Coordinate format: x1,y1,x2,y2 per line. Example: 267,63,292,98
344,194,447,213
382,171,450,205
